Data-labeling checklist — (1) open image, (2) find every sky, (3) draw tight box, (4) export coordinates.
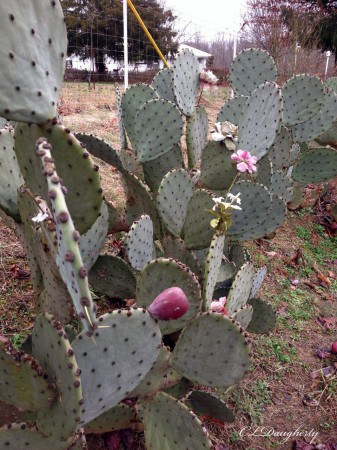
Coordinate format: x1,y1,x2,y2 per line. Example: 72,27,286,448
163,0,247,41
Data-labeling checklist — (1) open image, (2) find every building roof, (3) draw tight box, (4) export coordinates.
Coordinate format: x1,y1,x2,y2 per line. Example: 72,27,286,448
179,44,212,58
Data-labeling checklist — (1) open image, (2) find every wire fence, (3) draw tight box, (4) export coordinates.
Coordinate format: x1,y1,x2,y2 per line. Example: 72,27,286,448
60,1,336,111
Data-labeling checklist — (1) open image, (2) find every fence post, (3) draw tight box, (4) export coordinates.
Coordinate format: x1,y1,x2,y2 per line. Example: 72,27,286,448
123,0,129,89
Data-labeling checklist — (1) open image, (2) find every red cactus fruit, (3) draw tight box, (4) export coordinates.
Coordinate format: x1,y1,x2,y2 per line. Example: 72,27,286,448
331,341,337,354
147,287,189,320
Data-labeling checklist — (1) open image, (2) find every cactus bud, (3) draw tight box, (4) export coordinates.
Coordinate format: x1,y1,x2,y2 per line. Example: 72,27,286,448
147,287,189,321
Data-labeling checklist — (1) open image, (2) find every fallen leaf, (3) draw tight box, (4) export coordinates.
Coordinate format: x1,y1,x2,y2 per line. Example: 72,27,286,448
265,251,277,258
292,439,315,449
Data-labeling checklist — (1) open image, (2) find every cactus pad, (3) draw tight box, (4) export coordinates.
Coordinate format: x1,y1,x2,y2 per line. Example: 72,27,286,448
186,107,208,166
89,255,136,300
187,390,235,423
247,298,277,334
291,147,337,183
230,48,277,96
72,309,161,425
134,99,183,163
142,143,184,192
162,236,202,277
0,347,54,411
125,214,154,271
238,82,283,160
121,84,158,149
182,189,214,249
152,68,175,102
232,305,253,329
227,262,255,315
0,0,67,123
250,266,267,299
75,134,124,172
143,392,212,450
115,84,127,149
84,404,136,434
32,314,82,441
15,122,103,234
172,49,200,116
157,169,193,236
200,141,238,190
0,128,23,221
0,423,71,450
282,75,325,126
136,258,202,335
217,95,248,125
171,313,252,387
203,234,226,310
268,126,293,169
270,171,293,203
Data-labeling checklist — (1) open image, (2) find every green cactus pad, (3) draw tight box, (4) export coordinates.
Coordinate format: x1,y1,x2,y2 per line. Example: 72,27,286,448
0,0,67,123
216,259,237,287
229,243,250,270
186,107,208,167
35,140,97,330
250,266,267,299
325,77,337,92
32,314,82,441
121,84,158,149
316,122,337,147
282,75,325,126
232,305,253,329
0,346,54,411
227,262,255,315
15,122,103,234
0,423,71,450
171,313,252,387
75,133,124,172
291,88,337,143
203,234,226,310
136,258,202,335
162,236,202,277
122,171,163,239
125,214,154,271
254,155,272,189
142,143,184,192
230,48,277,96
84,404,137,434
17,190,72,321
247,298,277,334
187,390,235,423
115,84,127,149
238,82,283,160
268,126,293,169
217,95,248,125
144,392,212,450
119,148,144,179
200,141,238,190
72,308,161,425
151,69,175,102
79,201,109,270
128,346,171,398
172,49,200,116
134,99,183,163
227,181,272,237
231,193,286,241
89,255,136,300
291,147,337,183
0,128,23,221
182,189,214,250
157,169,193,237
270,171,293,203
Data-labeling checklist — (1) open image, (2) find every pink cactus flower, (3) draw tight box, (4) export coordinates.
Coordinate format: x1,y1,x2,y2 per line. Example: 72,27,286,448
231,149,257,174
210,296,227,313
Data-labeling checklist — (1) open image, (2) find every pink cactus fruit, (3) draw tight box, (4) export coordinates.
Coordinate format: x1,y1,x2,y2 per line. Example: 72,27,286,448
331,341,337,354
147,287,189,320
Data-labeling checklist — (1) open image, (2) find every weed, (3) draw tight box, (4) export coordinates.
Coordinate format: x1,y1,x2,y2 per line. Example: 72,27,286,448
229,432,240,443
11,333,25,349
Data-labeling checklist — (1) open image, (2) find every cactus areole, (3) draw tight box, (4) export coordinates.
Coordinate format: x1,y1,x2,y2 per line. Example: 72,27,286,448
147,287,189,320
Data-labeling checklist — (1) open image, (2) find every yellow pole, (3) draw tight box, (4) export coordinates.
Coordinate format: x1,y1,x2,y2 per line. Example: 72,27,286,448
126,0,170,69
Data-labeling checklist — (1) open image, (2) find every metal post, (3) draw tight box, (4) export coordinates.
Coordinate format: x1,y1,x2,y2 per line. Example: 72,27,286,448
123,0,129,89
325,51,331,79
